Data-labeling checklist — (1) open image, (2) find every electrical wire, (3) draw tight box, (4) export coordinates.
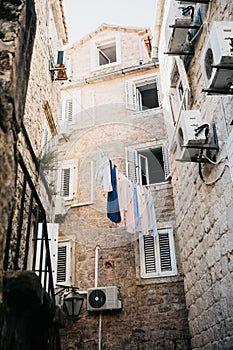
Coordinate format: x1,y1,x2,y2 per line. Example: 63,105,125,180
198,161,229,186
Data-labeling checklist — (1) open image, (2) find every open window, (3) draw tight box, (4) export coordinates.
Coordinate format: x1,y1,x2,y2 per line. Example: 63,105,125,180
98,41,117,66
139,228,177,278
126,144,171,185
92,35,120,69
125,76,160,111
169,57,190,124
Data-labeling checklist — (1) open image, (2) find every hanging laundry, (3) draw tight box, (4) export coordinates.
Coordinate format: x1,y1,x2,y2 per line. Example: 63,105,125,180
137,185,149,235
96,148,106,184
96,149,112,192
103,160,113,192
116,170,128,227
147,187,157,237
125,179,136,233
132,182,141,232
107,160,121,223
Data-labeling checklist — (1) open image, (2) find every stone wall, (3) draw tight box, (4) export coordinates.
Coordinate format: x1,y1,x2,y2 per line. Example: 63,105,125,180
57,28,191,346
158,0,233,348
0,0,36,302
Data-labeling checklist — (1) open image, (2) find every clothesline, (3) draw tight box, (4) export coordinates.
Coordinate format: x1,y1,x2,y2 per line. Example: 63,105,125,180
96,151,157,237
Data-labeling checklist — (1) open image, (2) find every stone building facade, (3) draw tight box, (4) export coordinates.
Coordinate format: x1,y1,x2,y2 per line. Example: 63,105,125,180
55,24,191,349
0,0,67,349
157,0,233,349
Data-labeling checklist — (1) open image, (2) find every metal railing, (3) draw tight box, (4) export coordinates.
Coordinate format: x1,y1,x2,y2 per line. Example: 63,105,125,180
3,145,61,349
4,153,55,299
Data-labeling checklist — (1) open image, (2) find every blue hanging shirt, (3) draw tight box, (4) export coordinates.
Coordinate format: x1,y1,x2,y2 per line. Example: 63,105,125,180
107,160,121,223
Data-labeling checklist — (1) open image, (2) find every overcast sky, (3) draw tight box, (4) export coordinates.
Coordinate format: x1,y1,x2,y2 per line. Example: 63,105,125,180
63,0,156,45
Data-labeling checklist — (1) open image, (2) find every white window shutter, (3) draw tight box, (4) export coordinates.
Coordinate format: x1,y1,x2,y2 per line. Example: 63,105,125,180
139,228,177,278
125,147,138,183
56,241,70,285
158,231,172,272
138,153,149,185
65,98,73,121
59,162,76,201
61,168,71,197
125,81,137,111
141,235,157,277
162,144,171,180
35,223,58,286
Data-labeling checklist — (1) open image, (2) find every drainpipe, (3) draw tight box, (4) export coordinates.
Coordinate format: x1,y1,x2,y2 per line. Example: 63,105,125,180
152,0,165,62
95,245,102,350
61,61,159,89
95,245,100,288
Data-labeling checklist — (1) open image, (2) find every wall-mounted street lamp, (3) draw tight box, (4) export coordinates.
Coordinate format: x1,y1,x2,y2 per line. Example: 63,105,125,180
55,285,84,318
63,289,84,317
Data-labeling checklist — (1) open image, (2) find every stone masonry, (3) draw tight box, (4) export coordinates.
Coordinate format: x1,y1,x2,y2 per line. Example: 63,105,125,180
56,25,191,349
158,0,233,349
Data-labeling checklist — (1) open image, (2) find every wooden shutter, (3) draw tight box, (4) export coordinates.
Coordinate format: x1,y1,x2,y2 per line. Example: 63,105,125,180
61,168,71,197
56,242,70,285
158,231,172,272
35,223,58,286
125,147,138,183
125,81,137,111
162,144,171,180
143,235,157,274
57,162,77,201
65,98,73,121
140,228,177,278
138,153,149,185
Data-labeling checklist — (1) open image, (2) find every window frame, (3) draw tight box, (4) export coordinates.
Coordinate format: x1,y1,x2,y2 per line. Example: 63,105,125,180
59,92,82,123
139,228,177,278
125,75,161,112
57,161,77,201
126,144,171,185
97,41,117,66
169,57,190,124
92,34,121,70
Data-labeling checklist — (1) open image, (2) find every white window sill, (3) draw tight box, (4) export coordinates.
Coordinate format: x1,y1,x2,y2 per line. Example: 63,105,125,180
70,202,94,208
91,61,121,72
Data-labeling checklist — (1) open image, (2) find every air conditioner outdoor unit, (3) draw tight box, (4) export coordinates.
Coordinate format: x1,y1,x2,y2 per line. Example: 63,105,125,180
167,16,192,54
201,21,233,90
87,286,122,312
165,0,193,54
176,110,207,161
